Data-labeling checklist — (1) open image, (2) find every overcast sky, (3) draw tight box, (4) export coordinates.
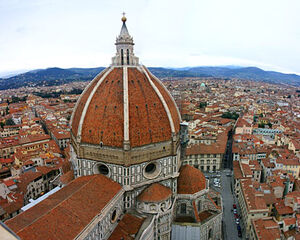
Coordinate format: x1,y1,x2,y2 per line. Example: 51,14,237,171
0,0,299,76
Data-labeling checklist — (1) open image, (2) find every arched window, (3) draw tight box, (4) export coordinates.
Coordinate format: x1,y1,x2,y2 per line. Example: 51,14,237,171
208,228,213,239
127,49,130,64
121,49,124,65
180,203,186,214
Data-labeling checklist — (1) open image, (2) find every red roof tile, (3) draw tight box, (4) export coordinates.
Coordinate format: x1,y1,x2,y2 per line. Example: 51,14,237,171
137,183,172,202
6,175,122,240
71,70,106,136
178,165,206,194
108,213,145,240
72,66,180,148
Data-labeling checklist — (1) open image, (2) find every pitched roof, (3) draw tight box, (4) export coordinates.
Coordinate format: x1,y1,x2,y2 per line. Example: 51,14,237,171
137,183,172,202
236,118,252,128
252,218,280,240
178,165,206,194
186,141,226,155
108,213,145,240
6,175,122,240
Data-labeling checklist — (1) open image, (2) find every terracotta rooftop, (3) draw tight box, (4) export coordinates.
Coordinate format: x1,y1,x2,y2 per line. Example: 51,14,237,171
252,218,280,240
284,217,296,226
6,175,122,240
108,213,145,240
178,165,206,194
59,170,75,185
198,210,213,223
236,118,252,128
186,141,226,155
137,183,172,202
233,161,244,179
274,200,294,215
240,179,268,212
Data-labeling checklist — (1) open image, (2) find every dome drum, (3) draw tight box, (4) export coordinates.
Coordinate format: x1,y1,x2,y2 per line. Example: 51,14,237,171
71,120,180,167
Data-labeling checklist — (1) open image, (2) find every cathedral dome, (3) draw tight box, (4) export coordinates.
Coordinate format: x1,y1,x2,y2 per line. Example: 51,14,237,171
177,165,206,194
137,183,172,203
70,17,181,166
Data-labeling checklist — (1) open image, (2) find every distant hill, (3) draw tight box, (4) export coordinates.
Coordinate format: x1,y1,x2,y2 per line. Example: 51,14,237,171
0,66,299,90
148,67,210,78
0,67,105,90
177,66,300,86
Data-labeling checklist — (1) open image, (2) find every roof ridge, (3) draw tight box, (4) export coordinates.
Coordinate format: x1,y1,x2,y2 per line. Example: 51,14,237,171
16,175,97,233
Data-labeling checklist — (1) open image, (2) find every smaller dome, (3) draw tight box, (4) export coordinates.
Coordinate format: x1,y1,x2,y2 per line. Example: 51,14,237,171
137,183,172,202
178,165,206,194
200,82,206,87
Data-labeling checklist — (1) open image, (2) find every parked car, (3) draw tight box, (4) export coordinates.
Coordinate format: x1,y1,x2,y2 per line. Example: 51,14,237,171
233,204,237,209
237,225,241,231
233,208,237,214
234,213,239,218
236,218,240,225
238,229,242,238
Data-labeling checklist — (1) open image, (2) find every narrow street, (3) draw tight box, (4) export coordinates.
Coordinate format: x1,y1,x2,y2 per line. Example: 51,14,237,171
209,170,244,240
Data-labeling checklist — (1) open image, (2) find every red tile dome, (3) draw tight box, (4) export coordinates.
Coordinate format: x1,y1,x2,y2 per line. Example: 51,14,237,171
177,165,206,194
137,183,172,202
71,66,180,148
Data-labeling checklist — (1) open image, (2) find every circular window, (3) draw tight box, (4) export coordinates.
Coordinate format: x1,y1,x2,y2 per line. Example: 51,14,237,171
98,164,109,175
143,162,161,179
93,163,110,175
145,163,156,173
111,209,118,223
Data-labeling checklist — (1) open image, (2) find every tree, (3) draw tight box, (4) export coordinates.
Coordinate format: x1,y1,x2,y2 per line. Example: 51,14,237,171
221,112,239,120
5,118,15,126
5,106,9,115
199,102,207,109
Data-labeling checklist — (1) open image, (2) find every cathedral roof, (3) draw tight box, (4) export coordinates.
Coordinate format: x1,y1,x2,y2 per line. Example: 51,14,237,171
137,183,172,202
108,213,145,240
5,175,122,240
177,165,206,194
71,17,181,152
